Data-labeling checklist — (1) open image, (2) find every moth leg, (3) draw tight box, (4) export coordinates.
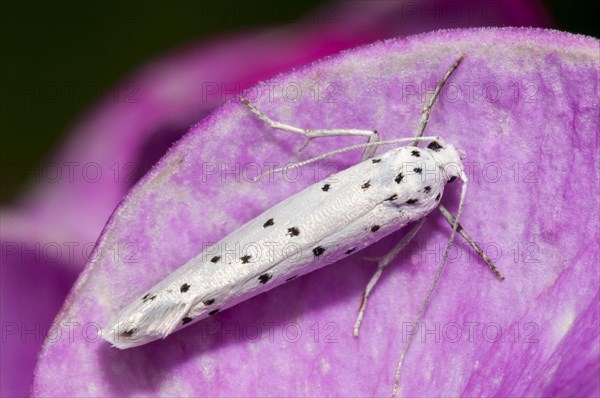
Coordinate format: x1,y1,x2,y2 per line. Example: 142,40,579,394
437,204,505,280
241,98,379,161
413,53,465,143
353,217,427,337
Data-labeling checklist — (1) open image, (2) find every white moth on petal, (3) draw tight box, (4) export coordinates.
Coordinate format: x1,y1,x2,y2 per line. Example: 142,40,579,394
103,54,503,395
104,139,460,348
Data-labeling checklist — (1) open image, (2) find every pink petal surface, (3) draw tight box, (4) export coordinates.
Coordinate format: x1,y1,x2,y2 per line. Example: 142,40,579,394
33,28,599,396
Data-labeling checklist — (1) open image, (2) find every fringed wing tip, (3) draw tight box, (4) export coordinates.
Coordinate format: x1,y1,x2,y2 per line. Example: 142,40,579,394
102,300,191,349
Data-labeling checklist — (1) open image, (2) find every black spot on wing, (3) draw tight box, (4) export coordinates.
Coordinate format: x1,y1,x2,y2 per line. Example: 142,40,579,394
287,227,300,237
435,193,441,201
424,186,432,194
371,225,380,232
372,159,381,163
180,283,190,293
411,150,420,157
313,246,326,256
345,247,356,255
361,180,371,190
142,293,157,303
121,328,136,337
406,199,418,205
241,255,252,264
263,218,275,228
182,317,193,325
258,273,272,284
414,168,422,174
203,299,215,306
322,183,331,192
385,194,398,201
210,256,221,263
394,173,404,184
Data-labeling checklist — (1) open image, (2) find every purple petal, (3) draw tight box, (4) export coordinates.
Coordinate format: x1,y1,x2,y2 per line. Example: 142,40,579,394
32,28,599,396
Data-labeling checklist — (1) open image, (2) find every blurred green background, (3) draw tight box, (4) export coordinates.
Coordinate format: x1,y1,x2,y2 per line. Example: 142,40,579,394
0,0,597,203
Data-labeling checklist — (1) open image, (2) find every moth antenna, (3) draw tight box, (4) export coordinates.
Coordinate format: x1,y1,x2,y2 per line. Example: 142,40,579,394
413,53,465,144
252,136,442,181
391,171,468,397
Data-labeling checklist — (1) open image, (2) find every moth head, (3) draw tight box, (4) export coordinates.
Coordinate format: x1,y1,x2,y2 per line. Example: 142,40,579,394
426,140,465,183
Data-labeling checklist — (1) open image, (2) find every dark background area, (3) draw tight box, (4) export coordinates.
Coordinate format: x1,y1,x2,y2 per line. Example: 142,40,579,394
0,0,597,204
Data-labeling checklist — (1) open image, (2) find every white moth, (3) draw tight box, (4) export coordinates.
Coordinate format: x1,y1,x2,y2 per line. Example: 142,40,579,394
103,54,504,394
